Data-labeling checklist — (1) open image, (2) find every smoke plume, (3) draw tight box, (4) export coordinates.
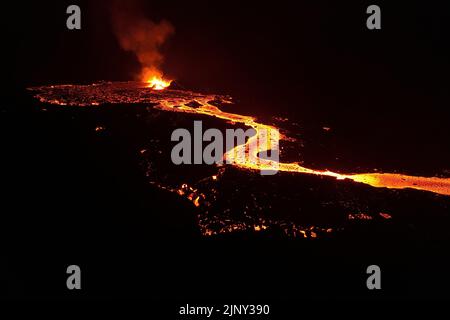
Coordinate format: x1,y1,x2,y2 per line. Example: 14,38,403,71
110,1,174,81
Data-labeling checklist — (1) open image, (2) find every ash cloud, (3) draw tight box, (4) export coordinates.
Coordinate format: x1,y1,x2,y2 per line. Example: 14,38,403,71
110,0,174,81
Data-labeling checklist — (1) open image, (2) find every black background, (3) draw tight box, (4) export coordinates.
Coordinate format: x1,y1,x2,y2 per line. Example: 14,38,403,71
1,0,450,305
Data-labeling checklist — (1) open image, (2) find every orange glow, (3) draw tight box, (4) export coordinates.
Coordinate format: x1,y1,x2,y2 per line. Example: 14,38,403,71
155,94,450,197
146,76,172,90
193,196,201,207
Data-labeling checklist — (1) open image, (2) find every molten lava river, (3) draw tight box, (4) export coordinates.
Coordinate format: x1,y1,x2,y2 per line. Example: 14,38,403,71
28,82,450,238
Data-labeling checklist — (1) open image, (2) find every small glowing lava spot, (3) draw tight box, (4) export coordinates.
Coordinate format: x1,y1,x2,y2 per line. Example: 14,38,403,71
379,212,392,219
274,116,289,122
204,230,213,236
348,213,373,220
139,149,147,154
322,126,331,131
193,196,201,207
212,175,218,180
95,126,105,132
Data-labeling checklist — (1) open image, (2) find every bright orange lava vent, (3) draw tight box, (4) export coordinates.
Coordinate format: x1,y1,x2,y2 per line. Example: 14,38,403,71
28,82,450,197
146,76,172,90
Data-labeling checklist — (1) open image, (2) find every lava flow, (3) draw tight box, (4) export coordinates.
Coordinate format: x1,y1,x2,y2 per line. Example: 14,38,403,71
156,92,450,196
28,81,450,196
146,76,172,90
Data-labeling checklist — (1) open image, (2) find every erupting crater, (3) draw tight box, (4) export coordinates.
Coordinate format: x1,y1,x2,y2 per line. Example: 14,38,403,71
28,81,450,197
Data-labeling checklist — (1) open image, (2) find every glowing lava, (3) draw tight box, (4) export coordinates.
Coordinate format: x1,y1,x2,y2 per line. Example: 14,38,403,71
141,66,172,90
28,82,450,196
154,96,450,196
146,76,172,90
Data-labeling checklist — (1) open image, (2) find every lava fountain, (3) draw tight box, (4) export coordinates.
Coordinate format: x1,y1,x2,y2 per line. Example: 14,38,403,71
146,76,172,90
